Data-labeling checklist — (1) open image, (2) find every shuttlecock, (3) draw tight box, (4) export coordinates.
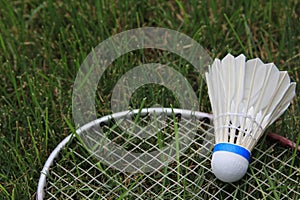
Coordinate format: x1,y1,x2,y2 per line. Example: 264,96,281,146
205,53,296,183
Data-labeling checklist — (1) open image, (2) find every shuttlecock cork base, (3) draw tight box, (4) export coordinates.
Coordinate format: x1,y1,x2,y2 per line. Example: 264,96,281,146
212,143,250,182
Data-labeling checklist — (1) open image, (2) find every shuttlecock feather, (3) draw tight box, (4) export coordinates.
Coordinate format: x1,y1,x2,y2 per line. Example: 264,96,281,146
206,53,296,182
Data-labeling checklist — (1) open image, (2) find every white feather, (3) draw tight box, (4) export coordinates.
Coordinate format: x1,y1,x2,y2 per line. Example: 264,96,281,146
206,53,296,151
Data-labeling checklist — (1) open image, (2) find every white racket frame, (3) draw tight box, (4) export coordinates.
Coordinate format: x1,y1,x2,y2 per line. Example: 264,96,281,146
37,107,213,200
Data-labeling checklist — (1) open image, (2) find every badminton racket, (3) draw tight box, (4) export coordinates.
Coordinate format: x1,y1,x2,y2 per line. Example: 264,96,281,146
37,108,300,199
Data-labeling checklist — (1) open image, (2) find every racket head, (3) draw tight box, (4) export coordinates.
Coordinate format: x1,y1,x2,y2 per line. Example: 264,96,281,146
37,108,300,199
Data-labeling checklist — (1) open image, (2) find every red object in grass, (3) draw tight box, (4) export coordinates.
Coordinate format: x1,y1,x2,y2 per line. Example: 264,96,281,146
267,132,300,154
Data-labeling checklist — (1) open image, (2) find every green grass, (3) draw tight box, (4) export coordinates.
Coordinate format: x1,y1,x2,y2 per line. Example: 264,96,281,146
0,0,299,199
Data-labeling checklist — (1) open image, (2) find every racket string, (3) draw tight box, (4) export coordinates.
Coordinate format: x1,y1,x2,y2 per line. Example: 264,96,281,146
42,110,300,199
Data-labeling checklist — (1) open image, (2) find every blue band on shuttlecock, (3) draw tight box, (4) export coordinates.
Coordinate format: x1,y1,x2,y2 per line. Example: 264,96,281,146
213,143,251,162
